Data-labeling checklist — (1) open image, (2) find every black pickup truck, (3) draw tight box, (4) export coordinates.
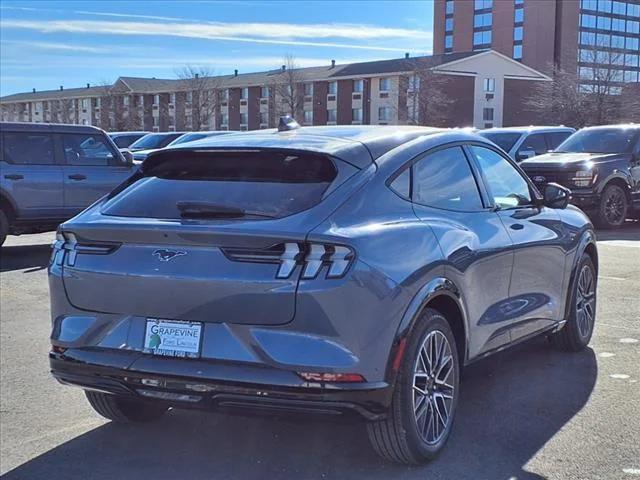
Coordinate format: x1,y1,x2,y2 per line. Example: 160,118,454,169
521,125,640,229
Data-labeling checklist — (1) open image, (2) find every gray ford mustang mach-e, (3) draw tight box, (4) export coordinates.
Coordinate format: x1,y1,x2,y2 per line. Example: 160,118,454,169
48,124,598,464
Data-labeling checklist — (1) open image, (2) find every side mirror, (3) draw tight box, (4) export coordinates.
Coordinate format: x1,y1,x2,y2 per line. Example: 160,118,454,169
543,182,571,209
120,149,134,166
516,149,536,161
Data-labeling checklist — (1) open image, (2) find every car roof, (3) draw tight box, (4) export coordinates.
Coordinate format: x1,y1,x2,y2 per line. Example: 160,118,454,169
155,125,445,168
479,126,574,135
109,131,150,136
0,121,105,134
581,124,640,131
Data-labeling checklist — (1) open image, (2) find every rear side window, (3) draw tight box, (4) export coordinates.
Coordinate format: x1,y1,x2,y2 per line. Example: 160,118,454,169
412,146,483,211
102,151,340,220
112,135,139,148
2,132,55,165
518,133,548,156
62,134,115,166
546,131,572,150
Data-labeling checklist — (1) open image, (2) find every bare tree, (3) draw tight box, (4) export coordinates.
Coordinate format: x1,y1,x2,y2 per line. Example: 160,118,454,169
272,54,304,120
58,98,76,124
405,61,454,127
97,81,133,131
177,66,221,130
525,47,640,127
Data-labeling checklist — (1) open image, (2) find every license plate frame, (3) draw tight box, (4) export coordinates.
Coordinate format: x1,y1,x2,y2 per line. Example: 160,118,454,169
143,318,203,359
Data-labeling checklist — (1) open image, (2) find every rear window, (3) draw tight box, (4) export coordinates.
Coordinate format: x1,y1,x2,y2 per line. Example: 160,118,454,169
479,132,522,152
130,133,181,150
101,151,340,220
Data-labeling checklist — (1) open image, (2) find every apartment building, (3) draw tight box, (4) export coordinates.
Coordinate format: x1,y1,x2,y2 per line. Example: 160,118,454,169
434,0,640,84
1,50,551,130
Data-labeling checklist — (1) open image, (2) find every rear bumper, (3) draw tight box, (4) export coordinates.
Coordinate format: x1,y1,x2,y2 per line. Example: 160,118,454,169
50,350,393,421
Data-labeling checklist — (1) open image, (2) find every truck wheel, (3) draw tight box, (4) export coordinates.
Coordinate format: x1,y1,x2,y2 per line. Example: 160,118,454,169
596,184,627,229
0,210,8,246
366,308,459,464
551,255,597,352
85,391,168,423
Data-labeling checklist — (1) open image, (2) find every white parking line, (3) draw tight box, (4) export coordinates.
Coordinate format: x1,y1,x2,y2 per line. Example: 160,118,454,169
598,275,627,281
597,323,640,333
598,240,640,248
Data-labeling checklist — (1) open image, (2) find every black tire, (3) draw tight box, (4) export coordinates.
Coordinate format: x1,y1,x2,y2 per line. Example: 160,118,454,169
85,391,168,423
366,308,460,464
596,184,628,229
0,209,8,247
551,255,597,352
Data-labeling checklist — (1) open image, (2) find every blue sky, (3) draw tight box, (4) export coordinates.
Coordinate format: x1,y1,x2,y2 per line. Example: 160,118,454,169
0,1,434,96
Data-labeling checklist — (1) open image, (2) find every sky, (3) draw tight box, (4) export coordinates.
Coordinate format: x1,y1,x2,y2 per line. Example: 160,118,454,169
0,0,434,96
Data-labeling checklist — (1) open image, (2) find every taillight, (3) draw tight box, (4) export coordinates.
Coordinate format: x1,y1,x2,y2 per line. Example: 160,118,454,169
223,242,355,280
52,229,120,267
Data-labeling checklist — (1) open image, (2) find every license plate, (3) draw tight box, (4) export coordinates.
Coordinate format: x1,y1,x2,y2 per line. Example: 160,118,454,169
144,319,202,358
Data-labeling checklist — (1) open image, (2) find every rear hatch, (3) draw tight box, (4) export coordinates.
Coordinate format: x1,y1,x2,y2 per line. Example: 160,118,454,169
59,148,360,325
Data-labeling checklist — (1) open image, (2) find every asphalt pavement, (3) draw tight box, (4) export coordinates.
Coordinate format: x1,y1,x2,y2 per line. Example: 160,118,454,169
1,225,638,480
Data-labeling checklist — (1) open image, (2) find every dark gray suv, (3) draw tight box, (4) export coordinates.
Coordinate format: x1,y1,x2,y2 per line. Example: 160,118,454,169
0,122,137,245
48,125,598,464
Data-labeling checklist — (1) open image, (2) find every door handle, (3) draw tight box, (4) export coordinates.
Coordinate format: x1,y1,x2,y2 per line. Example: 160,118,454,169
4,174,23,180
68,174,87,181
510,223,524,230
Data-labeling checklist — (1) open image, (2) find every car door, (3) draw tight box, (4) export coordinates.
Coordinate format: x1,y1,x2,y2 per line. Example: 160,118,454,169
515,133,549,161
468,145,567,342
409,145,516,359
60,132,135,215
1,130,65,220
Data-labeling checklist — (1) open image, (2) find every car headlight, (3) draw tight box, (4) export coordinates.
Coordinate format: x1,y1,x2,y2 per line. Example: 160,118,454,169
571,170,594,187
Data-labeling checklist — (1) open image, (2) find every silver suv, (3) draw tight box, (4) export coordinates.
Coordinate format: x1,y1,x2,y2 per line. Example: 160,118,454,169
479,126,575,162
0,122,137,245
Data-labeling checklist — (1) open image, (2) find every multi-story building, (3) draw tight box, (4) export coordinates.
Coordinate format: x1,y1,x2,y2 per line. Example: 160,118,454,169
434,0,640,83
1,50,551,130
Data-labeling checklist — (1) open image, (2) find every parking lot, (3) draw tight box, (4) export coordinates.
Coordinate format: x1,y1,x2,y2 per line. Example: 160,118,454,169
0,225,638,480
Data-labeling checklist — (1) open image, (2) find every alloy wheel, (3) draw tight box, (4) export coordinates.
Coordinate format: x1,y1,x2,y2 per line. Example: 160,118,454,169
412,330,455,445
575,264,596,339
603,189,625,225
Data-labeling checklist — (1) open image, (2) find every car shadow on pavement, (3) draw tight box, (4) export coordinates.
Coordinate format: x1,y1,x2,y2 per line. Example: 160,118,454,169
0,244,51,273
3,338,596,480
595,219,640,241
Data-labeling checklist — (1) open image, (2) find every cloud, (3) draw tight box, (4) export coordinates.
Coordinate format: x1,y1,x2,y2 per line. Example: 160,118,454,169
1,19,431,53
2,40,109,53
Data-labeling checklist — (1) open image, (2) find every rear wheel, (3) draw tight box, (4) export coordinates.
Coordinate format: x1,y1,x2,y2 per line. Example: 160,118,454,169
366,308,459,464
85,391,168,423
551,255,597,351
0,210,8,246
596,184,628,229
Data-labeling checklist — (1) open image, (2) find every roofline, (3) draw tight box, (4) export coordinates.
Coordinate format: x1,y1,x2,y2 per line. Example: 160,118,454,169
433,50,552,81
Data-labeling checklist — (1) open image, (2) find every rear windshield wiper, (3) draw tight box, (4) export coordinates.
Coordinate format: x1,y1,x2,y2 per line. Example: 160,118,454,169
177,201,275,219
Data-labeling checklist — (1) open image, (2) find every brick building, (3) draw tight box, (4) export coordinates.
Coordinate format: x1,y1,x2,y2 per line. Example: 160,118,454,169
1,50,550,130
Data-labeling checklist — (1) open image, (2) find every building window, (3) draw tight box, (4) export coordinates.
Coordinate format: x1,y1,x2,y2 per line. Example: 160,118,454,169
628,20,640,34
185,91,193,103
123,96,130,106
241,88,248,100
260,112,268,124
597,16,612,30
379,77,391,91
304,110,313,124
581,0,598,11
474,12,493,28
513,44,523,60
474,0,493,10
240,113,248,125
484,78,496,92
514,26,524,41
514,8,524,24
514,0,524,4
580,14,596,28
445,0,454,15
445,18,454,32
352,108,363,123
408,74,420,92
378,107,391,122
445,34,453,49
473,30,492,48
328,82,337,95
483,107,494,121
221,89,229,101
353,79,364,93
304,83,313,96
220,113,228,125
597,0,612,13
153,94,160,105
81,99,89,109
327,109,337,122
261,86,269,98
